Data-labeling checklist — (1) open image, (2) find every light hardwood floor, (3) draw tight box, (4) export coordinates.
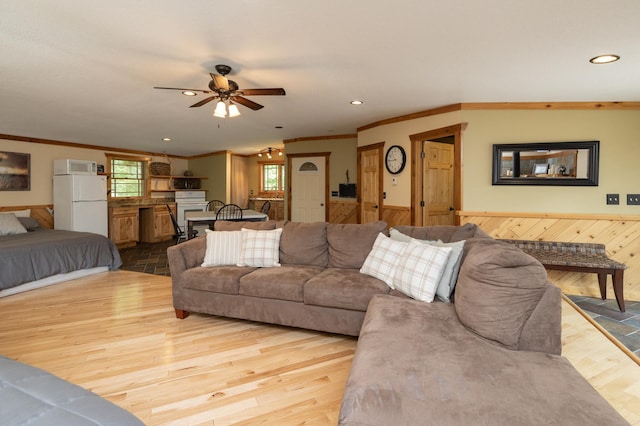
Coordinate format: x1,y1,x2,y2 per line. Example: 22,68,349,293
1,271,639,425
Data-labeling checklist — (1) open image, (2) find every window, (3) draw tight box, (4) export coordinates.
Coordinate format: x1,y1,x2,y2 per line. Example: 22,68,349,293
260,162,285,194
107,154,148,198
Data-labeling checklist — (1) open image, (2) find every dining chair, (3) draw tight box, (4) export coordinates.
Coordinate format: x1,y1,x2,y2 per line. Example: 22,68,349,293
260,200,271,215
166,204,197,244
215,203,243,221
207,199,225,211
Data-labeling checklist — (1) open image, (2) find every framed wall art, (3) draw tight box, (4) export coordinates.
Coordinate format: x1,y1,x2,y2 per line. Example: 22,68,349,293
0,151,31,191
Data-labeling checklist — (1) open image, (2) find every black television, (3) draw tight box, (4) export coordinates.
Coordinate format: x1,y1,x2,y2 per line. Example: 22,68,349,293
339,183,356,198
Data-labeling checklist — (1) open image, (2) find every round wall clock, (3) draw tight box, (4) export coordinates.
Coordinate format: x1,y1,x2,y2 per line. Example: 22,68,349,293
385,145,406,174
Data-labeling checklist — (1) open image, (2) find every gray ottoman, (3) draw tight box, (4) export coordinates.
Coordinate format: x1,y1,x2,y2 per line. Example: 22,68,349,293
0,355,143,426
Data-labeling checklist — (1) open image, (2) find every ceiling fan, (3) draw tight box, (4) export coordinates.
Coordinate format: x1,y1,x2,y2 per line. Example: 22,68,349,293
154,64,286,115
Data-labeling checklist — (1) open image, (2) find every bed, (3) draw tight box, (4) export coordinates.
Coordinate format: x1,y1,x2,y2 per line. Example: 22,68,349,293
0,210,121,297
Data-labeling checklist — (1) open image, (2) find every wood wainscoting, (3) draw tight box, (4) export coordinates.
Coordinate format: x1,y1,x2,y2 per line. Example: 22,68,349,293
459,211,640,302
0,204,53,228
381,205,411,228
329,200,358,224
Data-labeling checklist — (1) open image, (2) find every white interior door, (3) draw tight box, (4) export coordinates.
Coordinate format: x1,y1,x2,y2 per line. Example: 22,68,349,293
291,157,326,222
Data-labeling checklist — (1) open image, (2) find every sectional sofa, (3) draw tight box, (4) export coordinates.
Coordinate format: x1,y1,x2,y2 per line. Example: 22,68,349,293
167,220,629,425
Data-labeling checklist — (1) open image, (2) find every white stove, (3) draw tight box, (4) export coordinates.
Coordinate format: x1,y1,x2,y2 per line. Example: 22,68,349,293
174,190,208,229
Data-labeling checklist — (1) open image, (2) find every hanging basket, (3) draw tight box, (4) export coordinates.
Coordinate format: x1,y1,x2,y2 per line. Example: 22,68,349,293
150,162,171,176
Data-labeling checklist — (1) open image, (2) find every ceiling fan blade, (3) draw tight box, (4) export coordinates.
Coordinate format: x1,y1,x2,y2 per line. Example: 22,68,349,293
153,86,211,93
189,96,218,108
210,73,229,91
238,88,286,96
231,96,264,110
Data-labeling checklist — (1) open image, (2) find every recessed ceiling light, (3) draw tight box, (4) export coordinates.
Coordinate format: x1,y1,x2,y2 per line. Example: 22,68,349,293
162,137,171,142
181,91,197,96
589,54,620,64
350,100,363,105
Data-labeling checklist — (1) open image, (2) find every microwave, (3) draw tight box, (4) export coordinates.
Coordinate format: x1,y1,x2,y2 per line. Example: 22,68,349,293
53,159,98,175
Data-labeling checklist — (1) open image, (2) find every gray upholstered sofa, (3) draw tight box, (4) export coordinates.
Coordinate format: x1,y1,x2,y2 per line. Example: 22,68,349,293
167,220,486,336
0,355,143,426
168,220,628,425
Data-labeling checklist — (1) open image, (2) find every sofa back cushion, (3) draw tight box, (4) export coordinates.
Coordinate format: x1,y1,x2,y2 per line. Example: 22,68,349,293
454,238,549,350
214,220,280,231
327,221,387,268
394,223,490,243
279,221,328,266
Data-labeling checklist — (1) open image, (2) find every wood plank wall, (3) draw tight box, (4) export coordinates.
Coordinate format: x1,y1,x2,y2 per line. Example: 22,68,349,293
459,211,640,302
0,205,53,228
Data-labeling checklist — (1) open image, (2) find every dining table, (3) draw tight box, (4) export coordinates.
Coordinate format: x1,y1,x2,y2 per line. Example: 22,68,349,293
185,209,269,239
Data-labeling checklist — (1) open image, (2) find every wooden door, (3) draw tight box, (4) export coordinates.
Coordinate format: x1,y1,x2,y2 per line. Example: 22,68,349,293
291,157,326,222
358,144,383,223
423,141,455,225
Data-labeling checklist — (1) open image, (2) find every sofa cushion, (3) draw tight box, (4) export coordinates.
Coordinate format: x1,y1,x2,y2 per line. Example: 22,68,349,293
239,265,325,302
393,241,452,302
304,268,390,311
360,233,408,288
279,221,328,266
394,222,489,243
238,228,283,267
182,266,257,294
339,294,628,426
327,221,387,268
455,238,549,350
202,229,242,267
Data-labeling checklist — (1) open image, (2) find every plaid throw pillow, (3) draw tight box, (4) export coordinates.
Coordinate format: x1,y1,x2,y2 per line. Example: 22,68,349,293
238,228,283,267
360,233,408,288
201,230,243,267
393,241,452,302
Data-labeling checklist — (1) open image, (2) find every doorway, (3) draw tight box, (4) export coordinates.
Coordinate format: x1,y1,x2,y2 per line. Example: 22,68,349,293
358,142,384,224
288,153,330,222
410,124,465,226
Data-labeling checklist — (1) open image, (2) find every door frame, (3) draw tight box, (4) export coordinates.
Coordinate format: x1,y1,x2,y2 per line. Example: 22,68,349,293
410,123,466,226
357,142,384,223
287,152,331,221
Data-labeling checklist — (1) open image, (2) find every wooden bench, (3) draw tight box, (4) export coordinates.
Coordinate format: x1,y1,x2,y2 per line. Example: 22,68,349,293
500,239,627,312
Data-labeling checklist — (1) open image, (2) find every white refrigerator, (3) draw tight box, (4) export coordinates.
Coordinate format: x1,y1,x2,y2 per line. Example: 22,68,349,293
53,174,108,237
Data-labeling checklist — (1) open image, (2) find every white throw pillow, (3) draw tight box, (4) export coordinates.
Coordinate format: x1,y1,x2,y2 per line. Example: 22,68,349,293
430,240,465,302
393,241,452,302
360,233,408,288
0,209,30,218
390,227,464,301
201,229,243,267
238,228,283,267
0,213,28,236
389,227,413,243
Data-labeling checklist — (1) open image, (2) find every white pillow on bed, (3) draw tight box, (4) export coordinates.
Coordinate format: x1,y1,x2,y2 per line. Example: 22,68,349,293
0,213,28,236
0,208,31,218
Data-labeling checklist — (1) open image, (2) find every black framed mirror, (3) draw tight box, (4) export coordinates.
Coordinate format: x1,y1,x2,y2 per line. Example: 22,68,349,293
492,141,599,186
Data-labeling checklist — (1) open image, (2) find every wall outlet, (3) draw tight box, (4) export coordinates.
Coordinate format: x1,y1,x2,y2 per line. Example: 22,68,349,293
627,194,640,205
606,194,619,205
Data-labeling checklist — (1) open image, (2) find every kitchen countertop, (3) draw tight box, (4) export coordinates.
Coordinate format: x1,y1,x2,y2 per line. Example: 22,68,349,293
108,198,174,208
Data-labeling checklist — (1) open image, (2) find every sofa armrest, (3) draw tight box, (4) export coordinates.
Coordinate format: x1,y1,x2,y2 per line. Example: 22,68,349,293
167,236,206,283
518,282,562,354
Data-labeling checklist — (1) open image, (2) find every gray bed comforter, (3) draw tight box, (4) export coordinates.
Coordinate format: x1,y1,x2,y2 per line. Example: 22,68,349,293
0,228,122,290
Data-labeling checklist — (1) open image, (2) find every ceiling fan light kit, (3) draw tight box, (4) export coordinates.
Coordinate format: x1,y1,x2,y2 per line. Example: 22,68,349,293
257,147,282,158
154,64,286,118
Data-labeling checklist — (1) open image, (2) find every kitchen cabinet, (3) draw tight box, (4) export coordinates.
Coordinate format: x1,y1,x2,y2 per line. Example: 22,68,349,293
139,204,175,243
109,207,139,248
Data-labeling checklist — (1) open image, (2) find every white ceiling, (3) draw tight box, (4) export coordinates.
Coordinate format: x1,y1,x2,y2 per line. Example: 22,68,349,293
2,1,638,156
